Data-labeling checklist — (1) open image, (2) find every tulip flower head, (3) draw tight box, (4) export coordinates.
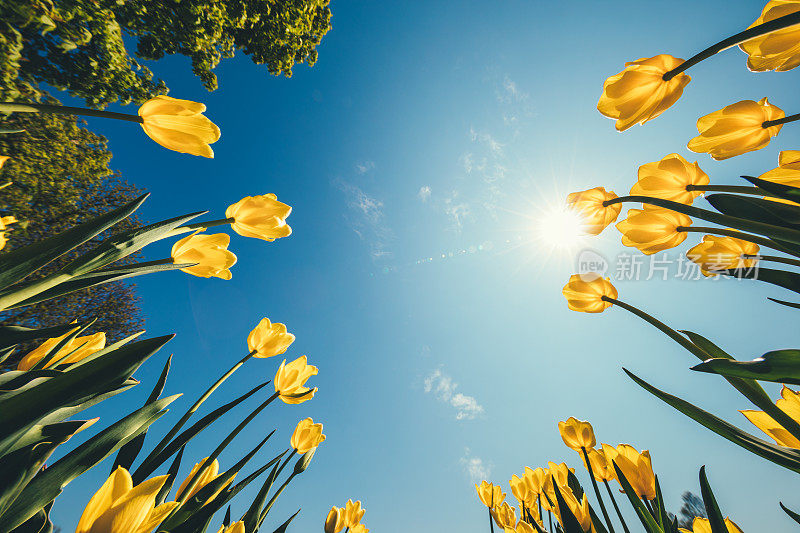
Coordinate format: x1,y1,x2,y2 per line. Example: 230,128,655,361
553,487,594,533
597,54,691,131
509,474,533,508
176,457,231,503
217,522,245,533
687,234,759,276
679,516,745,533
226,194,292,241
540,462,575,512
291,417,326,453
523,466,547,496
562,273,617,313
138,95,221,158
76,467,178,533
325,506,346,533
351,525,369,533
558,417,596,451
491,502,517,529
688,98,785,160
630,153,709,204
566,187,622,235
758,150,800,203
616,206,691,255
740,1,800,72
344,499,365,528
0,155,8,170
247,317,295,358
602,443,656,500
475,480,506,508
274,356,318,404
741,385,800,448
513,522,537,533
0,214,17,251
17,330,106,371
171,233,237,280
581,448,615,482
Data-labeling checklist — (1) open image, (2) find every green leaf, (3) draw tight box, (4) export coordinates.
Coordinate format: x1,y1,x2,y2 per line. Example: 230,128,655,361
0,194,148,293
588,505,610,533
0,440,62,519
113,354,172,472
155,446,185,506
551,480,589,533
723,266,800,296
743,175,800,204
610,460,661,533
693,350,800,384
0,323,78,350
624,368,800,473
0,394,178,530
768,297,800,310
678,331,733,360
698,467,726,533
270,509,301,533
705,193,800,229
242,453,283,532
780,502,800,526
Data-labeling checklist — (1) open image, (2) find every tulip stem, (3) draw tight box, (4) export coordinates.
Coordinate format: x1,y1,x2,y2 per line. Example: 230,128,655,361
685,184,768,196
678,226,796,254
603,480,631,533
135,350,258,481
164,218,235,239
581,447,615,533
764,112,800,128
663,11,800,80
643,498,655,516
488,507,495,533
743,253,800,268
548,510,553,532
604,195,800,246
0,102,144,123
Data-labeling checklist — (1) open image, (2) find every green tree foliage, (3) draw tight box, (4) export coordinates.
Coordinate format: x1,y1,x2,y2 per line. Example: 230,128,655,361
1,0,333,107
0,96,145,364
678,491,707,528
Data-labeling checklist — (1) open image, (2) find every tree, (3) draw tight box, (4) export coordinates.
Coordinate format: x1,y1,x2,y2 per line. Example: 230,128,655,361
678,491,706,528
0,93,145,366
1,0,333,107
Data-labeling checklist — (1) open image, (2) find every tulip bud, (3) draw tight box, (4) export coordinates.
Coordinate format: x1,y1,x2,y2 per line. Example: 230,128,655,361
562,273,617,313
171,233,237,280
324,507,345,533
616,206,691,255
630,153,708,205
226,194,292,241
291,418,326,454
558,417,596,451
687,234,759,276
566,187,621,235
247,317,295,358
138,95,220,158
294,448,316,475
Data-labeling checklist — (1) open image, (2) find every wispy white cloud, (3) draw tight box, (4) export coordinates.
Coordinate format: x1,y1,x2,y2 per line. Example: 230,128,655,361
355,160,375,174
469,127,503,157
336,178,392,260
418,185,431,203
424,368,484,420
498,75,529,104
460,448,491,482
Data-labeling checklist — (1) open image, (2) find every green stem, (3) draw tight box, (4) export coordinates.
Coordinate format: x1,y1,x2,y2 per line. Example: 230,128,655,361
256,451,299,528
604,195,800,246
663,11,800,80
0,102,143,123
143,350,257,469
164,217,235,239
603,480,631,533
763,112,800,129
643,498,654,516
743,254,800,268
679,226,791,253
488,507,495,533
602,296,800,444
581,447,615,533
685,184,767,196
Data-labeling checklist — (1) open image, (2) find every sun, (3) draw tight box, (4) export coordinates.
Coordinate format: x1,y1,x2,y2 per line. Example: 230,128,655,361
535,204,587,250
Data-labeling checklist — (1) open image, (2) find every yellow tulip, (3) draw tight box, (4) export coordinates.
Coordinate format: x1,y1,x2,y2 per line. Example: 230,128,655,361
247,317,295,358
602,443,656,500
562,273,617,313
291,417,326,453
324,506,346,533
226,194,292,241
541,462,574,512
76,467,178,533
566,187,622,235
344,499,365,528
274,356,318,404
175,457,231,503
687,234,759,276
739,1,800,72
509,474,533,508
511,522,537,533
616,206,691,255
688,98,785,160
553,487,594,533
523,466,547,496
741,385,800,448
597,54,690,131
0,215,17,230
475,480,506,508
558,417,596,451
351,525,369,533
581,448,615,482
0,214,17,252
0,232,7,251
17,330,106,371
491,502,517,529
138,95,220,158
679,516,745,533
171,233,237,280
758,150,800,204
630,153,709,204
216,522,245,533
0,155,8,169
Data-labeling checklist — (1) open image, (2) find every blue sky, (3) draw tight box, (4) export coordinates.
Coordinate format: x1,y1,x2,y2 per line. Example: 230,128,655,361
48,1,800,531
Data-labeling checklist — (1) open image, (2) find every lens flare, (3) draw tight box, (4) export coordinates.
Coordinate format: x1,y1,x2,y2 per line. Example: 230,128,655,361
536,205,586,250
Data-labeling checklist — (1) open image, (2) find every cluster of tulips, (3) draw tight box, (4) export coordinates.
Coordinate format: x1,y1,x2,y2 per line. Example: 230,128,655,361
0,96,340,532
323,500,369,533
536,1,800,531
475,418,744,533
